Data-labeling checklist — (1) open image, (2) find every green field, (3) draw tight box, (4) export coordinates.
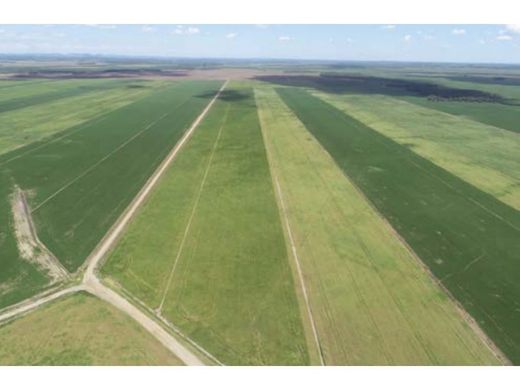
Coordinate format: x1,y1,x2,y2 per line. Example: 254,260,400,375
277,87,520,364
0,79,158,155
314,92,520,210
0,79,132,114
398,76,520,134
0,80,221,309
0,292,182,365
103,86,309,365
404,97,520,135
0,60,518,367
256,86,499,365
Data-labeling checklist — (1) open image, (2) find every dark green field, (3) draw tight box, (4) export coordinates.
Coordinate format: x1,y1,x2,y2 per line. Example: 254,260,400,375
0,79,221,308
401,97,520,134
277,87,520,364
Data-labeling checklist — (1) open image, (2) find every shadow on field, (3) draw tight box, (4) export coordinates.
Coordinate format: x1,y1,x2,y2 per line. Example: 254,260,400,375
254,74,516,105
196,89,250,102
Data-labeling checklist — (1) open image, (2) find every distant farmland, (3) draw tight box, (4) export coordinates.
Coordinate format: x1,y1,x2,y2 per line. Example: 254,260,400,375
313,91,520,210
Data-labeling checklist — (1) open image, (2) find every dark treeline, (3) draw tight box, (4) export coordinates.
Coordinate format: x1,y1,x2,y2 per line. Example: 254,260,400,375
255,73,514,105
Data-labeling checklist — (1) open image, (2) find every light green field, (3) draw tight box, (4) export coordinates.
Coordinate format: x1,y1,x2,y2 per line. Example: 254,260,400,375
0,292,182,365
0,80,160,155
432,77,520,101
103,85,309,365
0,79,75,103
255,86,501,365
313,92,520,210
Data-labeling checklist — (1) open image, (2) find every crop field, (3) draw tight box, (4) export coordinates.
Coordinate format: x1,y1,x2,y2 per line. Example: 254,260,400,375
313,92,520,209
0,292,182,365
389,76,520,134
103,85,309,365
0,57,518,367
403,97,520,134
0,79,222,309
0,79,133,114
255,86,499,365
277,87,520,363
0,79,159,155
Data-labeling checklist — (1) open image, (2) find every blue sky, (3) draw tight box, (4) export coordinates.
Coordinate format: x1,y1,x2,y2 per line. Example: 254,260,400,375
0,24,519,63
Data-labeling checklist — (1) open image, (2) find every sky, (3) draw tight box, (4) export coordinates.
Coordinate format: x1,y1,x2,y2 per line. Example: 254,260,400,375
0,24,519,63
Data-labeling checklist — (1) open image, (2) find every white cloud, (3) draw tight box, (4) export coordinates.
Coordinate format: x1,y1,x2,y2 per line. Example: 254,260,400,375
479,39,486,44
173,26,200,35
452,29,466,35
278,36,292,41
423,34,435,40
88,24,117,30
255,24,269,29
346,37,353,44
226,32,237,39
403,34,412,42
142,25,155,33
381,25,396,30
497,34,513,41
506,24,520,34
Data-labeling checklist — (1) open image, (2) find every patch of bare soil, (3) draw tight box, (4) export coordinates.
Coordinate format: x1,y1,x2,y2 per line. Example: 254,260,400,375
10,186,68,282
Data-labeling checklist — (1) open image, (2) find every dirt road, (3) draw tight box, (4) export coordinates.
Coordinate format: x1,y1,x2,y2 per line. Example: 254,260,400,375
0,81,229,366
0,286,81,324
84,80,229,281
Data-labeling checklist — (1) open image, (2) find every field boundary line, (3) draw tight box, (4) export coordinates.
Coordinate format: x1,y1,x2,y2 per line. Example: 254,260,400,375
256,89,325,366
157,103,230,313
0,85,155,168
157,314,225,365
103,277,223,365
348,168,510,365
0,285,81,325
83,80,228,280
313,91,520,230
32,110,172,212
83,278,204,366
272,176,325,365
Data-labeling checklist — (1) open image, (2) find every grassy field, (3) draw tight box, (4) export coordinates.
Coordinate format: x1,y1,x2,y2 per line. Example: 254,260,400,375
0,80,221,310
314,92,520,210
0,292,182,365
0,79,131,114
400,76,520,134
0,79,78,104
256,86,499,365
403,97,520,135
103,86,309,365
0,79,159,155
277,87,520,364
